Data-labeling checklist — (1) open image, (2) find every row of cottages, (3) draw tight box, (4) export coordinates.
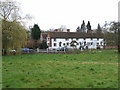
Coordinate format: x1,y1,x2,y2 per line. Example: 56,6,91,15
41,31,105,50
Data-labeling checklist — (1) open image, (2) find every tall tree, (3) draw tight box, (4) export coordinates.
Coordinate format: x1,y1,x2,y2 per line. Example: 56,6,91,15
96,24,102,33
86,21,91,30
1,1,28,55
103,21,118,47
31,24,41,40
81,20,86,32
109,22,118,34
31,24,41,49
0,0,21,21
2,20,28,55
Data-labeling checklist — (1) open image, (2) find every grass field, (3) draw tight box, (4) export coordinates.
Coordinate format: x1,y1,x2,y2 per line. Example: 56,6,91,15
2,49,118,88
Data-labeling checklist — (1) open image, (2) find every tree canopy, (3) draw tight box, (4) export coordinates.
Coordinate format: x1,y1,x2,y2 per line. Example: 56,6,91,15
40,40,48,49
86,21,91,30
96,24,102,34
2,20,28,50
103,21,118,47
31,24,41,40
81,20,86,32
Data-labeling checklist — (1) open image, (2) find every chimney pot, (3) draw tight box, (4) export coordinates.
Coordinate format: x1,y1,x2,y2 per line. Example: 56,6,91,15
67,29,70,32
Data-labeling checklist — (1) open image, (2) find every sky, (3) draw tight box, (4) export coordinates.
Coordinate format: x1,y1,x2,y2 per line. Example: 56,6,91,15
16,0,119,31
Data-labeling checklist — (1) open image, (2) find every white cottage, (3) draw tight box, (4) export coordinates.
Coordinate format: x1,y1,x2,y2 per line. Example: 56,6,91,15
46,32,105,50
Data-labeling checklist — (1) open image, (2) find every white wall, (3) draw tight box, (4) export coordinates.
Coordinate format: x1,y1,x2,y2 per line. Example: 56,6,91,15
48,38,104,49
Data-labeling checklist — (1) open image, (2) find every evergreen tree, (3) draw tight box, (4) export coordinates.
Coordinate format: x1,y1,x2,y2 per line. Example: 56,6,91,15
41,40,48,49
96,24,102,33
76,26,81,32
31,24,41,40
86,21,91,30
81,20,86,32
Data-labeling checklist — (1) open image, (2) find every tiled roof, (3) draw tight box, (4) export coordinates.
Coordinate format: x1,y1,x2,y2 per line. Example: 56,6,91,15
48,32,104,38
41,33,48,39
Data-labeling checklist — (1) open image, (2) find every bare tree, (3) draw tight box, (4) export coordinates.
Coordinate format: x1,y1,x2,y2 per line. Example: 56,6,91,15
0,0,18,21
0,0,32,22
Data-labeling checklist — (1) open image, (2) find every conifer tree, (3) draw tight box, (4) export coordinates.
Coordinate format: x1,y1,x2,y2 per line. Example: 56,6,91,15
81,20,86,32
76,26,81,32
86,21,91,30
96,24,102,33
31,24,41,40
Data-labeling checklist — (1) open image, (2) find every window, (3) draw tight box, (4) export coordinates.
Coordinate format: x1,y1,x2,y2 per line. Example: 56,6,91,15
48,38,50,41
87,42,90,46
67,43,69,46
80,42,81,45
48,43,50,46
91,38,93,40
97,42,99,45
84,41,86,45
54,43,56,46
91,42,93,45
76,38,79,40
54,38,56,41
97,38,99,41
59,42,62,47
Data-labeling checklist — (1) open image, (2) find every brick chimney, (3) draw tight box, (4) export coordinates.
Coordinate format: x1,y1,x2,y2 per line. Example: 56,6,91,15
67,29,70,32
54,29,58,32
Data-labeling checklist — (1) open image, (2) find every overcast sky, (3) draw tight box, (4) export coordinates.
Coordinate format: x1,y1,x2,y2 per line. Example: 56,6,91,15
18,0,119,31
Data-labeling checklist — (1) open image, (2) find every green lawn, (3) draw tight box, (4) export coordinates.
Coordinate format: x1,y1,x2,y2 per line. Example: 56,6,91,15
2,49,118,88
